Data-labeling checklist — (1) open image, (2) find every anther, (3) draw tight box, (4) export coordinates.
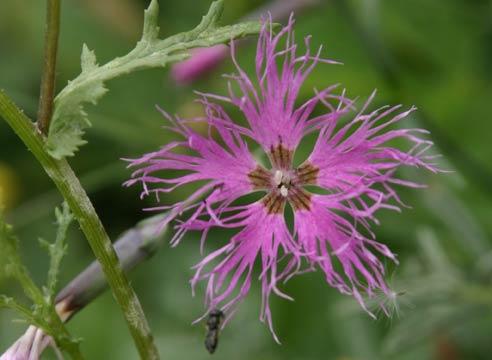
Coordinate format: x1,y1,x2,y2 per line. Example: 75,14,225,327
274,170,283,186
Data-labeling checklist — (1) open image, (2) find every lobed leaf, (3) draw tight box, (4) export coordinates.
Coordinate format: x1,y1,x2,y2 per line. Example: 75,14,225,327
0,208,80,357
46,0,261,159
41,202,74,301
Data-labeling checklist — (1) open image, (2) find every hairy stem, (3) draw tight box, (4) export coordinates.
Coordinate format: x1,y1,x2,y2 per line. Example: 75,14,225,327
2,214,168,358
37,0,61,134
0,90,159,359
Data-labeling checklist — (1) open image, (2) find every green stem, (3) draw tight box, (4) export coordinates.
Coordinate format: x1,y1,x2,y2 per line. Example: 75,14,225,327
0,90,159,359
37,0,61,134
44,304,84,360
56,214,168,321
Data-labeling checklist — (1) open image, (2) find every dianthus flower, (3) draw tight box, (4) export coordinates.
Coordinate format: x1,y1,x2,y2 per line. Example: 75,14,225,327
125,15,438,340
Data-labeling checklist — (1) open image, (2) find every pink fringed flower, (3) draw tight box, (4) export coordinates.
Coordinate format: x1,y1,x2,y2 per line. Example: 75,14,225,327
125,15,438,340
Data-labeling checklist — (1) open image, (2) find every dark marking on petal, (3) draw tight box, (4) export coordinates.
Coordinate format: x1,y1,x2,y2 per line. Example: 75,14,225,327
288,186,312,211
296,162,319,185
248,166,271,189
262,191,286,214
269,144,293,170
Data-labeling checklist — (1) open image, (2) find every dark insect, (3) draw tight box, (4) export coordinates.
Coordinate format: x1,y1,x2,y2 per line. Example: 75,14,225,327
204,309,224,354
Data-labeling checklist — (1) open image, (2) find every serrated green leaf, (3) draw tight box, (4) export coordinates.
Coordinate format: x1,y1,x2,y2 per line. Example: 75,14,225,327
47,77,107,158
43,202,73,300
141,0,160,42
0,214,45,304
0,208,81,356
0,294,41,325
46,0,261,159
81,44,98,73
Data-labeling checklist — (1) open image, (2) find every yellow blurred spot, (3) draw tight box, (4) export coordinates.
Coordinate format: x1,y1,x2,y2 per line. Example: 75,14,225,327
0,162,20,210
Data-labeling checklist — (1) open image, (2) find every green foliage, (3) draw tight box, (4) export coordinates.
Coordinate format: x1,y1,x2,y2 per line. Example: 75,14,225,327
381,230,492,357
332,228,492,360
3,0,492,358
46,0,261,159
39,202,73,302
0,204,81,358
0,208,41,303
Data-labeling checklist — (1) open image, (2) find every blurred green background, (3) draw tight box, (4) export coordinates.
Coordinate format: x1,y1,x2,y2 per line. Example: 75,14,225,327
1,0,492,359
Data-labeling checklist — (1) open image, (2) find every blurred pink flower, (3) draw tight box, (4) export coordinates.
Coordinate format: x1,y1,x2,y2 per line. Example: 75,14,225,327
126,15,438,340
170,45,229,85
169,0,321,85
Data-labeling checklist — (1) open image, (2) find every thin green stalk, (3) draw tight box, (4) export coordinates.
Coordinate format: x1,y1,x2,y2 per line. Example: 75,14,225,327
1,219,84,359
0,90,159,359
37,0,61,134
3,214,167,358
56,214,168,321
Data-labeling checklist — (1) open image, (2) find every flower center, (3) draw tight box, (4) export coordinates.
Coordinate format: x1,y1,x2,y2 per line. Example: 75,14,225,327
274,170,291,197
248,144,319,214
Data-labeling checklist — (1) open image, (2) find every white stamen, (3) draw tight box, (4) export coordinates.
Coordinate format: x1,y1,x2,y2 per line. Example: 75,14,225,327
280,185,289,197
274,170,283,186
